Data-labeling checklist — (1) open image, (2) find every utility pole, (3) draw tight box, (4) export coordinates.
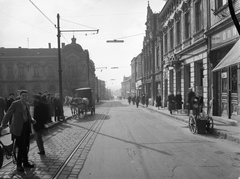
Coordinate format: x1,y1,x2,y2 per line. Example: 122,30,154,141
56,13,99,103
57,13,63,104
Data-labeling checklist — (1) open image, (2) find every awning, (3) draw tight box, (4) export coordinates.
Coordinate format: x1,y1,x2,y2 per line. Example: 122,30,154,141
212,38,240,72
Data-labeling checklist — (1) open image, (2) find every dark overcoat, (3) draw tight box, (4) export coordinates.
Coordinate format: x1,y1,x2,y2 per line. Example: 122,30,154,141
175,94,182,109
168,94,175,111
156,95,162,107
33,101,49,132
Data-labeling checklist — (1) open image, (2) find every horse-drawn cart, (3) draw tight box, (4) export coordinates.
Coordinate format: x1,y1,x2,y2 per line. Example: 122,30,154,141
75,87,95,117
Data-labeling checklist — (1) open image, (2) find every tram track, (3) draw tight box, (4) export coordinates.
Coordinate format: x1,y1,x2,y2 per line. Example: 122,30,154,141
0,103,111,179
51,105,110,179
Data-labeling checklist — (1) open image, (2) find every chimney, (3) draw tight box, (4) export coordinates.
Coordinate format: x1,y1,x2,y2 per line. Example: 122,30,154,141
62,43,65,48
48,43,51,49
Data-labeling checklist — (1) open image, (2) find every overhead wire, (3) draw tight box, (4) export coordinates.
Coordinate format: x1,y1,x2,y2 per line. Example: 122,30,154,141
0,11,54,34
61,33,69,44
29,0,56,28
60,18,98,30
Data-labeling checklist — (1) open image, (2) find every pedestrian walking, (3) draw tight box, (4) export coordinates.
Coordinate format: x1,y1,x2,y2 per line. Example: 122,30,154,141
156,93,162,110
33,95,49,155
0,96,6,124
187,87,195,116
128,96,131,104
145,93,149,107
141,94,145,105
168,91,175,115
132,95,136,105
175,91,182,113
53,93,61,122
0,90,36,172
136,95,140,108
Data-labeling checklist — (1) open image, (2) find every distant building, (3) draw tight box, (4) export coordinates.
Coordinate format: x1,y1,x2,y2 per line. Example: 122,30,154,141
0,37,95,99
121,76,131,99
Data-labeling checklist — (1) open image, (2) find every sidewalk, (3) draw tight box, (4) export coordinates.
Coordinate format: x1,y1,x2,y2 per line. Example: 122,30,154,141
0,106,73,146
138,103,240,144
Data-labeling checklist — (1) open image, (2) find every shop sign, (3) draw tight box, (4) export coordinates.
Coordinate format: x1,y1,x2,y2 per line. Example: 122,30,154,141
211,25,239,48
135,80,142,88
221,72,227,78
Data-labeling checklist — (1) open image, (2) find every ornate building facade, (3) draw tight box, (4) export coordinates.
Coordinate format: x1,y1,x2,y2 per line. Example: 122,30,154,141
206,0,240,119
159,0,209,109
125,0,240,119
0,37,96,99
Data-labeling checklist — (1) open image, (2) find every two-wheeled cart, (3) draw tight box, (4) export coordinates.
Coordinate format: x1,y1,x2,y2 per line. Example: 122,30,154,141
188,99,214,134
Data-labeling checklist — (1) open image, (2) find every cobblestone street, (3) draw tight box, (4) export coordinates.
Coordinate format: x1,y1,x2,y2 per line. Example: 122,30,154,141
0,104,107,179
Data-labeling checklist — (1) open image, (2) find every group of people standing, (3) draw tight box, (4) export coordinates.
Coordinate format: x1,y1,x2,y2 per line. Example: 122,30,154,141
167,91,183,115
167,87,203,115
0,90,64,172
126,87,203,116
128,93,150,108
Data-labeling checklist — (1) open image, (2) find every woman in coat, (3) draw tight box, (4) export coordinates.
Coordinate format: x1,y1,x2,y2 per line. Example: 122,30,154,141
175,91,182,113
156,93,162,110
168,91,175,115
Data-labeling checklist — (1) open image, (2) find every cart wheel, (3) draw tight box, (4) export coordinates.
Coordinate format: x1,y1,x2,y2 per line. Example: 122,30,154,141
189,115,197,134
206,116,214,134
0,146,3,168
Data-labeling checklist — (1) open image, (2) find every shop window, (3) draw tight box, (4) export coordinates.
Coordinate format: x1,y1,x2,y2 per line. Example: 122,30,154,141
176,20,181,45
156,47,159,69
184,11,190,39
164,34,168,54
169,70,174,92
170,28,174,50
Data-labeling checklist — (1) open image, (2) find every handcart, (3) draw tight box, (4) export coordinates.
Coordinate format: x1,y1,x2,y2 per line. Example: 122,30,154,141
188,98,214,134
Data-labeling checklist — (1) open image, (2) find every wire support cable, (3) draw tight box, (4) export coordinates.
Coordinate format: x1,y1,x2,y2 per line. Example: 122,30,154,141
29,0,56,28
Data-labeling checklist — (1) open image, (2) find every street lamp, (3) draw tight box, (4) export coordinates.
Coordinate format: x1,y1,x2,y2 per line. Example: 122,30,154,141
106,39,124,43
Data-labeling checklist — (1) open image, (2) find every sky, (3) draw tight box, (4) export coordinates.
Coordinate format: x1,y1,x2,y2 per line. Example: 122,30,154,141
0,0,166,91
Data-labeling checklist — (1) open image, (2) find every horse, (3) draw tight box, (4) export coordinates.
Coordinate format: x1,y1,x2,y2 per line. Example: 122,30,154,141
75,97,89,118
64,96,77,117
